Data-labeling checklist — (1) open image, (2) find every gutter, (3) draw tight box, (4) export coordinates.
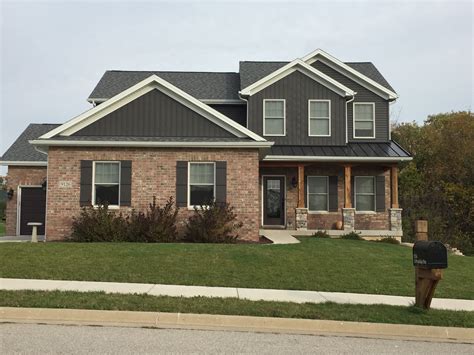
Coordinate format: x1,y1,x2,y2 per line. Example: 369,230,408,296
263,155,412,163
0,161,48,166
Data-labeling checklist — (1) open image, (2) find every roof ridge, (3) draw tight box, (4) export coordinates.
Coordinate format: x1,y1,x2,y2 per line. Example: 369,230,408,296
107,70,239,74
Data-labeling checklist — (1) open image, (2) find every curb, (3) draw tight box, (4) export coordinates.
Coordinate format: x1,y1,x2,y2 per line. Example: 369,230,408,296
1,307,473,343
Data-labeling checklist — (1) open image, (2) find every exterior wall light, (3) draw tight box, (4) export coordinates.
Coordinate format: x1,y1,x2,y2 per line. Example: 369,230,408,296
7,188,14,200
291,176,298,189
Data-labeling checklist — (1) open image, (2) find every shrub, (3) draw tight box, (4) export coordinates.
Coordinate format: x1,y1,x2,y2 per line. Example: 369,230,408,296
377,237,400,245
127,197,179,242
184,200,243,243
341,231,363,240
311,231,330,238
70,204,128,242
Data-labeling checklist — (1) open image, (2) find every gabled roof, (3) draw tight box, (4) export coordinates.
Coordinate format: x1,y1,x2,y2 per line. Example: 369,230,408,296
88,71,241,102
0,124,60,165
239,59,356,97
40,74,268,144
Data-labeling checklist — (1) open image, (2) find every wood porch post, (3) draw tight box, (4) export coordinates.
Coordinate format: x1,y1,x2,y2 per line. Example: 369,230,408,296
344,165,352,208
391,166,399,208
298,164,305,208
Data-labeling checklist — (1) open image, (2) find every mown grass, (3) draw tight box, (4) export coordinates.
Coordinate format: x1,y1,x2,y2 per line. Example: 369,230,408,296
0,238,472,299
0,221,5,236
0,290,472,328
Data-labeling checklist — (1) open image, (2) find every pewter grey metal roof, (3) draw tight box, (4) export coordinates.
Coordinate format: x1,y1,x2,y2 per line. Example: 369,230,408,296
88,71,241,101
267,141,410,158
238,61,396,92
1,124,60,162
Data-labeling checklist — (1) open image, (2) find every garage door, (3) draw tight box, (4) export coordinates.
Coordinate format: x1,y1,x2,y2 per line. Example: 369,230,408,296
19,187,46,235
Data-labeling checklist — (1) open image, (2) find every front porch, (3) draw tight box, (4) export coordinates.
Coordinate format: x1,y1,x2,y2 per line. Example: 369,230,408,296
259,162,402,236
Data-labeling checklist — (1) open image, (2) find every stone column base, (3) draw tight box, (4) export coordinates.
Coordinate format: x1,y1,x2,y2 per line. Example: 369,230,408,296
295,208,308,231
389,208,403,232
342,208,355,231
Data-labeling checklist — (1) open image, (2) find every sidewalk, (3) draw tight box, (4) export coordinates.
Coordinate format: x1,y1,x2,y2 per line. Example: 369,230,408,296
1,278,473,311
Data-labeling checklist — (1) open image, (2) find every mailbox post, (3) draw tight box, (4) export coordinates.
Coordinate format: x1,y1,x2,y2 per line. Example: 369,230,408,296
413,228,448,309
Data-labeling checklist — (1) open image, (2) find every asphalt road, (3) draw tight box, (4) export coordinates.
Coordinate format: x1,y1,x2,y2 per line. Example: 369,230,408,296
1,323,472,354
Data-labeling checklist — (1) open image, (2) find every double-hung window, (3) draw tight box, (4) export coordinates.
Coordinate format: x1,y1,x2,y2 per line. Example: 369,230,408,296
307,176,329,211
188,162,215,207
354,103,375,138
355,176,375,212
93,161,120,206
263,99,285,136
309,100,331,136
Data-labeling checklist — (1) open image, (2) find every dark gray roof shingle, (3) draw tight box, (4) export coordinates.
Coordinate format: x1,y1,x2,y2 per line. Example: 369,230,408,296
88,71,241,101
39,136,251,142
1,124,60,162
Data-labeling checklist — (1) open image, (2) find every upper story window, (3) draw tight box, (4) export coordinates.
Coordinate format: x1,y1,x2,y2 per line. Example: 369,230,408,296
263,99,285,136
188,162,215,207
307,176,329,211
353,103,375,139
93,161,120,206
308,100,331,137
355,176,375,212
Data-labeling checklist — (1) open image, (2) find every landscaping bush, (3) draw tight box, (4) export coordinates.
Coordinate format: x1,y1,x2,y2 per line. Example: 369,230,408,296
311,231,330,238
340,231,363,240
127,197,179,242
184,200,243,243
377,237,401,245
70,204,128,242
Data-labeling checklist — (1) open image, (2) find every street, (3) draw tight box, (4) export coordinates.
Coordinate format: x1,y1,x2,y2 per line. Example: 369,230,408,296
1,324,472,354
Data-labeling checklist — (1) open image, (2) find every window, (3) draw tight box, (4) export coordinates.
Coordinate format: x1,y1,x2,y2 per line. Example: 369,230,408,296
189,162,215,207
355,176,375,211
263,99,285,136
307,176,329,211
93,162,120,206
309,100,331,136
354,103,375,138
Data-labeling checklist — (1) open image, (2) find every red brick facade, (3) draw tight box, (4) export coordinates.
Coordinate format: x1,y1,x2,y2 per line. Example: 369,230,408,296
45,147,260,241
5,166,47,235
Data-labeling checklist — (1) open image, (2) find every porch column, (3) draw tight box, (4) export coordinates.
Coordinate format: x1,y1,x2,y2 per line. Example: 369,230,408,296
298,164,305,208
296,164,308,231
389,165,402,232
343,165,355,231
391,166,399,208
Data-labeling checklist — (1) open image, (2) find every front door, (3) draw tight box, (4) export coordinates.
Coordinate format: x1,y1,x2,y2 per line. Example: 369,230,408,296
19,187,46,235
263,176,285,226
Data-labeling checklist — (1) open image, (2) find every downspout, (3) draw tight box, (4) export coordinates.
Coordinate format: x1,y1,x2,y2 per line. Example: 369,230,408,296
238,92,249,129
388,98,398,141
345,94,355,144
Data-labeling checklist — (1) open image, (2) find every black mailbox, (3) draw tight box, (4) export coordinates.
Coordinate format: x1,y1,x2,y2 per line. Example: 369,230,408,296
413,241,448,269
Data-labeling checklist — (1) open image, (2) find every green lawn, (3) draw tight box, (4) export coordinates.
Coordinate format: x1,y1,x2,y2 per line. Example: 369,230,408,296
0,222,4,236
0,238,473,299
1,290,472,328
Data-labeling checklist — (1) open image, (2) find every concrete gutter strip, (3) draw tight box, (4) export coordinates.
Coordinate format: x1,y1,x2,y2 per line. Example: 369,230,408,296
1,307,473,344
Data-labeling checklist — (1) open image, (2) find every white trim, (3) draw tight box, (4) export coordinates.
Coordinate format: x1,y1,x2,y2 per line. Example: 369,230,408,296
354,176,376,212
301,49,398,100
200,99,245,105
0,161,47,166
41,75,266,142
345,95,355,144
29,139,273,149
16,185,43,236
263,155,412,163
261,175,286,227
308,100,331,137
307,176,329,212
353,102,376,139
263,99,286,137
92,161,121,208
187,161,216,209
240,59,356,98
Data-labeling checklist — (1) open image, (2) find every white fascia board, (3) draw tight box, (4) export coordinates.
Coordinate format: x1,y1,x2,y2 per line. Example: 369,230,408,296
0,161,48,166
42,75,267,142
29,139,274,149
239,59,356,98
302,49,398,100
263,155,412,163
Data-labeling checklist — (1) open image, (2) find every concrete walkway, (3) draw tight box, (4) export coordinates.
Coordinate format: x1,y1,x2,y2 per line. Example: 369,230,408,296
1,278,472,311
259,229,300,244
0,235,46,242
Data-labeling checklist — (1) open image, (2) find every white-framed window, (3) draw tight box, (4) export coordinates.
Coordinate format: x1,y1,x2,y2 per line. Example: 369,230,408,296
307,176,329,211
93,161,120,206
353,102,375,139
188,162,215,207
308,100,331,136
263,99,286,136
354,176,375,212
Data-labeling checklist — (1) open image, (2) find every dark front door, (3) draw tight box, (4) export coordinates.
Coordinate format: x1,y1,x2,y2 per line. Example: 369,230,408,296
20,187,46,235
263,177,285,226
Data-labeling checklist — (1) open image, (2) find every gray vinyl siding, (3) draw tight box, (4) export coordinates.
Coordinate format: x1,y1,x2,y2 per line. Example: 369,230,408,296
208,104,247,127
247,71,346,146
73,89,234,138
311,61,389,142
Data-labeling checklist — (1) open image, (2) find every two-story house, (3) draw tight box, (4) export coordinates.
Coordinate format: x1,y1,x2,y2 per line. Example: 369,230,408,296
0,49,411,241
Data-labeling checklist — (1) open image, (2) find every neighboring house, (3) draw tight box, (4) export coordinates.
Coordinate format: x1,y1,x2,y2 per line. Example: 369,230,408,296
0,49,411,241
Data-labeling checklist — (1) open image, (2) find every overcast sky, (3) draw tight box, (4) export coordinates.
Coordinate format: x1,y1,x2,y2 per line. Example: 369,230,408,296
1,0,472,165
